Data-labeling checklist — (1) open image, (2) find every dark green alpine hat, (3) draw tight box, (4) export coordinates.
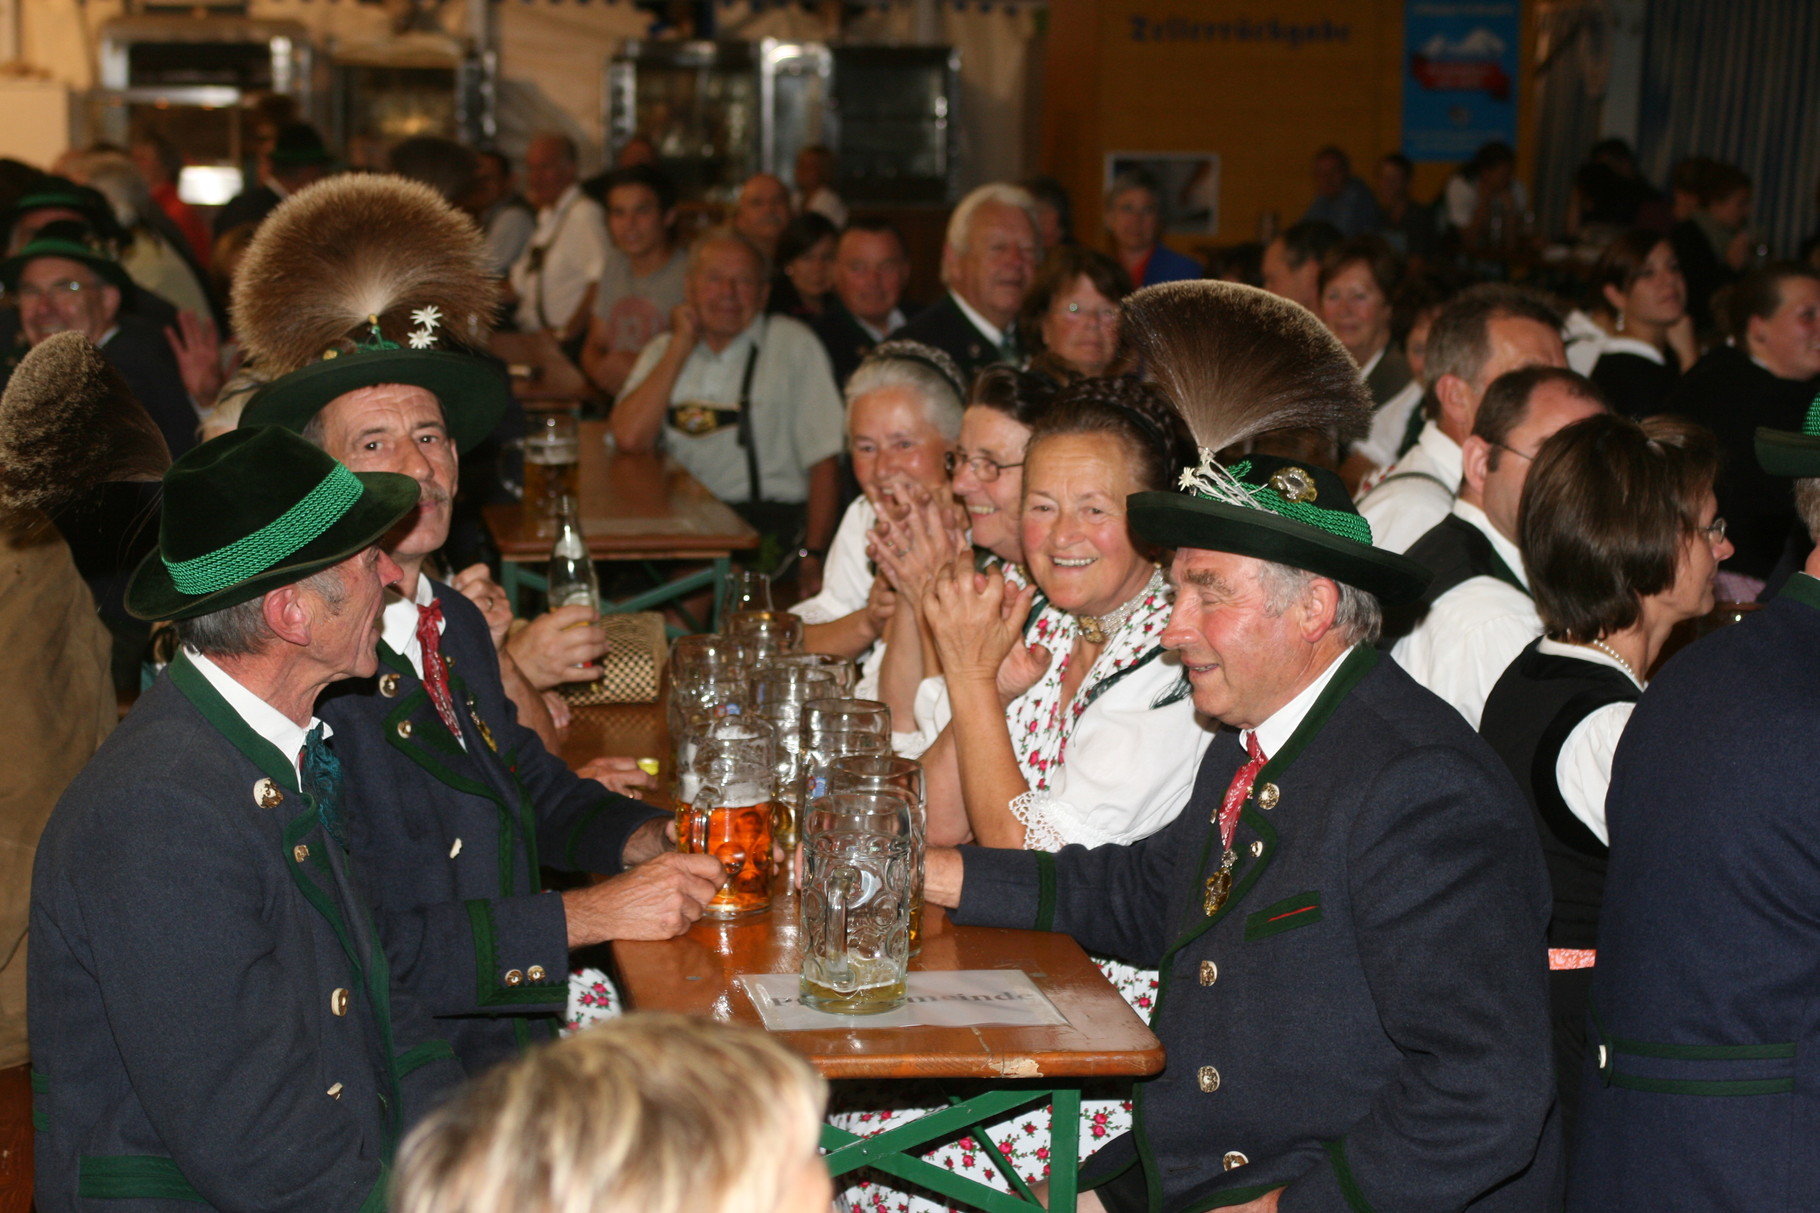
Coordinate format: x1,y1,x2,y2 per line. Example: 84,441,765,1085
0,223,134,297
1754,391,1820,478
126,426,419,622
1129,452,1431,605
239,340,508,451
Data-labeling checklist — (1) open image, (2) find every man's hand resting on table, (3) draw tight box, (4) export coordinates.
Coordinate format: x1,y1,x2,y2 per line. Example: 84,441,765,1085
579,755,659,799
561,852,724,946
508,605,608,689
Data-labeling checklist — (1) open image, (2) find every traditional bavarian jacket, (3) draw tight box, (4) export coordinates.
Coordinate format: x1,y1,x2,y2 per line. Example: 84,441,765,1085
954,647,1560,1212
315,582,666,1075
30,654,462,1212
1567,574,1820,1209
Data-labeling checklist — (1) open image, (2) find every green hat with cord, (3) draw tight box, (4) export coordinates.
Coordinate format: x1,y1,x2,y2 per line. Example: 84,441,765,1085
1129,451,1431,605
1754,391,1820,478
126,426,419,622
0,221,135,298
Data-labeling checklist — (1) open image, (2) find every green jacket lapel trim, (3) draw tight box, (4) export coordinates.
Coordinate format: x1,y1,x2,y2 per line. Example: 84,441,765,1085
167,651,299,794
1159,646,1377,960
77,1155,206,1202
1777,571,1820,613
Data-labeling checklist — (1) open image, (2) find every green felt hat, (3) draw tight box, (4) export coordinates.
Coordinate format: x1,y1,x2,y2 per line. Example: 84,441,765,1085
1754,391,1820,477
1129,452,1431,605
0,226,134,297
126,426,419,622
239,340,508,451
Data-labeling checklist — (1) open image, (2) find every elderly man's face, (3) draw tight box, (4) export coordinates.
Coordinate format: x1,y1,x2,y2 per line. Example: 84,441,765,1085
733,175,791,251
524,138,576,211
17,256,119,346
948,201,1039,330
1163,548,1320,730
314,384,458,570
687,240,766,345
305,543,404,682
833,229,908,329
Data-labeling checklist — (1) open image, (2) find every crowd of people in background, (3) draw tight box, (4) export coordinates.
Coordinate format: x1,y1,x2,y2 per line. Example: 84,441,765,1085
8,101,1820,1213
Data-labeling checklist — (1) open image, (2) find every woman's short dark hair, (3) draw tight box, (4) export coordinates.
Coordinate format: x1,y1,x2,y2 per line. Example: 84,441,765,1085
1591,229,1673,312
775,211,839,270
1017,246,1134,358
1024,374,1194,496
1721,261,1820,344
968,364,1062,429
1521,413,1720,643
1317,234,1404,298
1696,162,1752,207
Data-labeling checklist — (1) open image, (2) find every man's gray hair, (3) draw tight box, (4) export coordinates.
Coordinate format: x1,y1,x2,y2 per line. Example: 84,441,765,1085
943,183,1040,266
845,341,965,441
173,565,349,659
1423,284,1564,391
1796,478,1820,543
686,225,770,283
1254,559,1382,647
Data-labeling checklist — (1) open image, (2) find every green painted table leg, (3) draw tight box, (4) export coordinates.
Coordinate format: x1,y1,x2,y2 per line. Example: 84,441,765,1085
710,556,730,629
500,561,524,615
1048,1085,1081,1212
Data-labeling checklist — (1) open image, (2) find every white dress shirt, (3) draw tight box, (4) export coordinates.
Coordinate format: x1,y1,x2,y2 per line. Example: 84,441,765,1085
1358,419,1462,554
379,576,464,751
510,184,610,333
1353,377,1425,474
950,291,1009,353
1243,645,1353,761
1535,637,1640,845
185,647,327,785
1392,500,1541,730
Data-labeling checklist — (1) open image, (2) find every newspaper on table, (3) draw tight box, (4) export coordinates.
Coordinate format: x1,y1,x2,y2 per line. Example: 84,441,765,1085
740,970,1069,1031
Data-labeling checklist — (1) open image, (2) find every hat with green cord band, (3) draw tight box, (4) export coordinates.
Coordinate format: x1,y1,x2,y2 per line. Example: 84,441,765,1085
0,221,135,298
126,426,419,622
233,173,507,450
1754,390,1820,478
1119,279,1432,605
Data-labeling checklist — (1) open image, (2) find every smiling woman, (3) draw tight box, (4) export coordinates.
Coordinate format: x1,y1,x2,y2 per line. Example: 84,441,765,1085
829,376,1216,1212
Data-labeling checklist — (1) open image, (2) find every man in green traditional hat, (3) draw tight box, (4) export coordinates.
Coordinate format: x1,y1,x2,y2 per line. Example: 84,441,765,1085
29,426,466,1212
234,173,723,1077
925,281,1559,1212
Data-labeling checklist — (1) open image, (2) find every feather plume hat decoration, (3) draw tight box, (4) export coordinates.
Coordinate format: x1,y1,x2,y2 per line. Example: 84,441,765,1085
0,332,171,516
233,173,508,448
1121,281,1430,603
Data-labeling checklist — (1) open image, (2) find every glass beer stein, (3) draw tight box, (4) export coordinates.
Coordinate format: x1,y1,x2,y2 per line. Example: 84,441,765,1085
830,755,928,953
682,718,777,918
800,792,913,1014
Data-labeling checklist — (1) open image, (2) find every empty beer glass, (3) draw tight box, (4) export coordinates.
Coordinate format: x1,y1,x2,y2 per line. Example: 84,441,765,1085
684,718,777,918
830,755,928,953
751,665,843,852
800,791,913,1014
762,651,857,695
724,610,804,662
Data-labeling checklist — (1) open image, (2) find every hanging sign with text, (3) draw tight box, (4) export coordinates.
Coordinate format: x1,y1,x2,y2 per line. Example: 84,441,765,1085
1402,0,1520,161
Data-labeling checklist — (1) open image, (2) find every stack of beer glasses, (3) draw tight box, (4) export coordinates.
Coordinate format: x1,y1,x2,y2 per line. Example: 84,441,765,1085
682,717,778,919
799,789,914,1013
719,569,774,620
760,651,857,695
830,755,927,954
749,663,843,852
799,698,892,804
665,635,750,797
724,609,804,663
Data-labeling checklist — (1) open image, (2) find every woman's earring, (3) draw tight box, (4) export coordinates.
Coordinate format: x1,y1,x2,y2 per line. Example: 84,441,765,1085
1615,309,1626,333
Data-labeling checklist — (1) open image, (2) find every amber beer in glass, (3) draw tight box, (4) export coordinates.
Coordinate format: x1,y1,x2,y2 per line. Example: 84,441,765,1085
683,719,776,918
524,413,580,520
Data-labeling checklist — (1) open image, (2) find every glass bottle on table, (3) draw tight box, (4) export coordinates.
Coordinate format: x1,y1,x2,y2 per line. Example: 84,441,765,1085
545,495,599,612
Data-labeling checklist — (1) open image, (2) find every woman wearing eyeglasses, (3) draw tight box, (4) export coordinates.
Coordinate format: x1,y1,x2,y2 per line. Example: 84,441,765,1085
1479,411,1729,1140
1016,247,1132,381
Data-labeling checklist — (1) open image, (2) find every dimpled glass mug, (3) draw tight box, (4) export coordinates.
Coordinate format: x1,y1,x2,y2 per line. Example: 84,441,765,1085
799,791,914,1013
682,718,777,918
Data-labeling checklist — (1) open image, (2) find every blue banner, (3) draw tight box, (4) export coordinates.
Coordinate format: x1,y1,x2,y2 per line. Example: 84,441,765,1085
1402,0,1520,162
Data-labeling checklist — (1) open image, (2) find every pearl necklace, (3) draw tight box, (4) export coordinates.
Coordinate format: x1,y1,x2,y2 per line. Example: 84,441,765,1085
1074,567,1167,645
1586,637,1641,684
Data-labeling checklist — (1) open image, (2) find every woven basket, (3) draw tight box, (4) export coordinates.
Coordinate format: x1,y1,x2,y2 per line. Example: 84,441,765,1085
558,611,668,705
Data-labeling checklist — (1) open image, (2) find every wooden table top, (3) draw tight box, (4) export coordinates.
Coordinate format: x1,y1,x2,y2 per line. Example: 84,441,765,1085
485,420,759,560
613,888,1165,1082
492,330,599,405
